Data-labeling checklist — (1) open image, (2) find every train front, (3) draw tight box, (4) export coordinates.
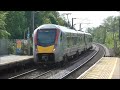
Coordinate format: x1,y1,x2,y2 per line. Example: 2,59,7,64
33,24,60,64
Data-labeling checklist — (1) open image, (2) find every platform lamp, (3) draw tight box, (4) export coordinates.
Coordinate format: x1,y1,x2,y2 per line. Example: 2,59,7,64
72,18,77,29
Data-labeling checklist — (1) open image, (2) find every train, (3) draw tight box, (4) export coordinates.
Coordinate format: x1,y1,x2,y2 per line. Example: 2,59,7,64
33,24,93,65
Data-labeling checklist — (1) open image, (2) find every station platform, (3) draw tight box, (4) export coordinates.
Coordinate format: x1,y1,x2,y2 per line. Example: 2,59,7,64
77,57,120,79
0,55,33,70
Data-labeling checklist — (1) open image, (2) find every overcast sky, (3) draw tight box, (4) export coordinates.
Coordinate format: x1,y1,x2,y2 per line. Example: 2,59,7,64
58,11,119,31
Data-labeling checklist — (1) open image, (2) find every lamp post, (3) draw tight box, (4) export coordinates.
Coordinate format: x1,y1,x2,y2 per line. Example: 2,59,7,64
61,13,71,27
73,22,91,31
32,11,35,33
66,13,71,26
72,18,77,29
27,28,30,55
79,23,82,31
27,11,34,55
32,11,41,32
119,12,120,41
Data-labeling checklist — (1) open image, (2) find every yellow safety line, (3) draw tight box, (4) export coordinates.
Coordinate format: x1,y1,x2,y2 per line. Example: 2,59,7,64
108,58,118,79
77,57,104,79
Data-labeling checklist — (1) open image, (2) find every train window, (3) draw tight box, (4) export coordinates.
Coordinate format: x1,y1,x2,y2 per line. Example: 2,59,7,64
72,37,74,46
71,36,73,46
74,37,77,45
79,36,81,44
69,37,71,47
90,37,92,42
76,36,79,45
37,29,56,46
88,36,89,42
78,36,80,44
73,37,75,45
60,33,62,41
67,37,70,47
81,36,83,45
89,36,90,42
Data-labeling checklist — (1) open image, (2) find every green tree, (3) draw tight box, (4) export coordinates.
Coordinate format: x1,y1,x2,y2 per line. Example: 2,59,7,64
4,11,70,39
5,11,27,39
86,15,120,55
0,11,10,38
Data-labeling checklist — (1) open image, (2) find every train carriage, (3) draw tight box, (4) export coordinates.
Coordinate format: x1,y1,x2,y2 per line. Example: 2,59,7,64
84,32,93,50
33,24,92,65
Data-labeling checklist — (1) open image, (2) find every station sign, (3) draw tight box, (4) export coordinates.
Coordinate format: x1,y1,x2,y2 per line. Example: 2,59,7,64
16,40,22,49
16,40,22,54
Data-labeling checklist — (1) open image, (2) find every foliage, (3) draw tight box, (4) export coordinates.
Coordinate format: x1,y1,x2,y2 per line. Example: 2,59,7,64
0,11,73,55
86,16,120,56
0,11,10,38
5,11,27,39
8,40,16,54
3,11,68,39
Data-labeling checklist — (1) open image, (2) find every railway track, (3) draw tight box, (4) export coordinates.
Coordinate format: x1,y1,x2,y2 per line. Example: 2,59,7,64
8,63,58,79
9,68,39,79
7,43,106,79
31,70,53,79
61,43,106,79
47,43,105,79
8,67,55,79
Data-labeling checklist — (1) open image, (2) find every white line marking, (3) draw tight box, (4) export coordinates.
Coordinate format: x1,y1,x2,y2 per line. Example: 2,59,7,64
108,58,118,79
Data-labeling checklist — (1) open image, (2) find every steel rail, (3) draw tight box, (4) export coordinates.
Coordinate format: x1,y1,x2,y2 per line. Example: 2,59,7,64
60,43,105,79
31,70,53,79
9,68,38,79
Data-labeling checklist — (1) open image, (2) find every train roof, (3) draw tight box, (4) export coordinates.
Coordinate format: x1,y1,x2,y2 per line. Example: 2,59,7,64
34,24,90,35
84,32,92,36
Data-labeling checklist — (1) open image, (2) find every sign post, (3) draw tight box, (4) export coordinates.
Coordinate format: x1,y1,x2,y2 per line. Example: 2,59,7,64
16,40,22,54
27,28,30,55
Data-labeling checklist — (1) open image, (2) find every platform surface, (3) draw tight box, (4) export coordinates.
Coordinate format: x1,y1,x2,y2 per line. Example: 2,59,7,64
77,57,120,79
0,55,33,66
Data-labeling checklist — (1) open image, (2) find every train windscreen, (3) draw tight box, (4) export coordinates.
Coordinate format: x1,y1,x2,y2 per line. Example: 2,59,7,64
37,29,56,46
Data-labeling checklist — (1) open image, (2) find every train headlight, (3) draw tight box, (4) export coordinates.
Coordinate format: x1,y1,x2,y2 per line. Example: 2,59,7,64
53,48,55,52
35,48,38,52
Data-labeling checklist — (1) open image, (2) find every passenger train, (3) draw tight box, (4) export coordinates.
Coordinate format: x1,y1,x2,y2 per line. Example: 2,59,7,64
33,24,92,65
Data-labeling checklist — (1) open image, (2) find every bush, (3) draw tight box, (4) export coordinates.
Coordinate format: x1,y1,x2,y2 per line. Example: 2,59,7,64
115,45,120,56
8,42,16,54
20,40,33,55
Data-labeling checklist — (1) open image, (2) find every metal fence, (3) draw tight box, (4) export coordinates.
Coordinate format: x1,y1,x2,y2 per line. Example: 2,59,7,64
0,39,32,55
0,39,9,55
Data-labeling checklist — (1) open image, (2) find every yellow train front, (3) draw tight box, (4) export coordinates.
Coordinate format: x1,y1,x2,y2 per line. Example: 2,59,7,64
33,24,63,64
33,24,93,65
